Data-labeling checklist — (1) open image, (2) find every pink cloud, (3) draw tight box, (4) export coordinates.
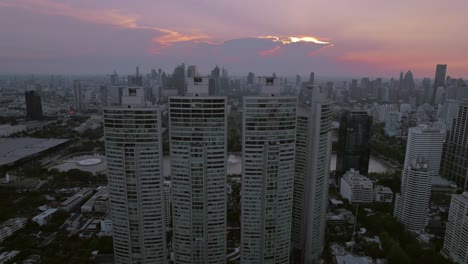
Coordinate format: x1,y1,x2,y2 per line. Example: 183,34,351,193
258,45,281,57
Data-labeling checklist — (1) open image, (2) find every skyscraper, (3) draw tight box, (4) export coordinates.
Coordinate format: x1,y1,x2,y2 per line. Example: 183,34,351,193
336,111,373,177
394,160,434,232
103,87,167,264
169,77,227,264
432,64,447,104
173,63,186,96
241,77,297,264
187,65,198,78
442,192,468,264
291,85,332,263
404,125,446,175
24,90,43,121
440,99,468,190
99,85,108,107
73,80,85,112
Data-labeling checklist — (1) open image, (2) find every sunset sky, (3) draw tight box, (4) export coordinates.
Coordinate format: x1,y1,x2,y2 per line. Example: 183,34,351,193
0,0,467,78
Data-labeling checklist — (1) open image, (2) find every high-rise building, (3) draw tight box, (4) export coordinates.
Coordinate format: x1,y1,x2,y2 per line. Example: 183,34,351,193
169,77,227,264
241,77,297,264
403,125,446,175
73,80,85,112
247,72,255,85
103,87,167,264
384,111,400,137
187,65,198,78
99,85,108,107
24,91,43,120
291,85,332,263
404,70,415,100
173,64,186,96
440,99,468,190
394,160,434,232
163,181,171,227
336,111,372,177
432,64,447,104
442,192,468,264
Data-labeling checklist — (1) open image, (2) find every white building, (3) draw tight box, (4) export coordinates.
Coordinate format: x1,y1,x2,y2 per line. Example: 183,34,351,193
384,111,400,137
340,169,374,204
59,188,93,212
0,124,26,137
103,87,167,264
81,187,108,213
0,217,27,242
403,125,446,175
241,77,297,264
32,208,58,226
394,160,434,232
374,185,393,203
442,192,468,264
169,78,227,264
291,85,332,263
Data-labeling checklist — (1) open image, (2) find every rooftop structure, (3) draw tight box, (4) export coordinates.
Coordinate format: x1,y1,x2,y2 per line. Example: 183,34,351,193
0,138,69,167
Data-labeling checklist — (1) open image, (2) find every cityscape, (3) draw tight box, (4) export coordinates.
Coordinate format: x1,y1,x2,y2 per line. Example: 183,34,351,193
0,1,468,264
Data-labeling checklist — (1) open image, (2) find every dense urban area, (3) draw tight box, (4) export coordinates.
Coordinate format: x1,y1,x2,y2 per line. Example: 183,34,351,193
0,63,466,264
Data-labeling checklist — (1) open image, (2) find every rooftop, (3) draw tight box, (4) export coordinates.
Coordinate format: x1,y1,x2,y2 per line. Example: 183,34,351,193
0,137,69,166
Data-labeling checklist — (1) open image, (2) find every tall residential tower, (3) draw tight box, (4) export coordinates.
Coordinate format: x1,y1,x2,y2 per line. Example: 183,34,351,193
169,77,227,263
103,88,167,263
291,85,332,263
241,77,297,263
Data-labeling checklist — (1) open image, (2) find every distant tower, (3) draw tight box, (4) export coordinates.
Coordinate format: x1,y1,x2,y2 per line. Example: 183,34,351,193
103,87,167,263
169,77,227,263
73,80,85,112
247,72,255,85
440,99,468,190
442,192,468,264
173,64,186,96
432,64,447,104
24,90,43,120
241,77,297,263
99,85,108,107
186,65,198,78
394,160,434,232
309,72,315,85
336,111,373,177
404,125,446,175
291,85,332,263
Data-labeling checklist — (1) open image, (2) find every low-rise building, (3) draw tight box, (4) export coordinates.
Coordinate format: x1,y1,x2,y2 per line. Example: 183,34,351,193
0,250,20,263
32,208,58,226
59,188,93,212
374,185,393,203
0,217,27,242
80,187,108,213
340,169,374,204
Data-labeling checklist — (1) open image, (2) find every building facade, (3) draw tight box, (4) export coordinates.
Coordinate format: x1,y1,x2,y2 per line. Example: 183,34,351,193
431,64,447,105
339,169,374,204
73,80,86,112
169,77,227,264
25,90,43,120
241,77,297,263
394,160,434,232
440,99,468,190
336,111,373,176
291,85,332,263
442,192,468,264
404,125,446,175
103,88,167,264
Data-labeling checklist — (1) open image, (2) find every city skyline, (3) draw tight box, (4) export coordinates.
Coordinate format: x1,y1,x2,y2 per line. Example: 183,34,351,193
1,1,468,77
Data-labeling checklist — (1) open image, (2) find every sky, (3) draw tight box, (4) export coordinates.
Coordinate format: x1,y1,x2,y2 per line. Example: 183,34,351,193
0,0,467,78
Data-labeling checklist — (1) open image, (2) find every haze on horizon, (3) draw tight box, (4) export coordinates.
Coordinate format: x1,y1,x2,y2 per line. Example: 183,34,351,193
0,0,467,78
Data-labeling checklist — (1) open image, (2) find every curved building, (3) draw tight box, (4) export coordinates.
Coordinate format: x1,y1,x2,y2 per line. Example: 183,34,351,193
103,87,167,263
394,160,434,232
